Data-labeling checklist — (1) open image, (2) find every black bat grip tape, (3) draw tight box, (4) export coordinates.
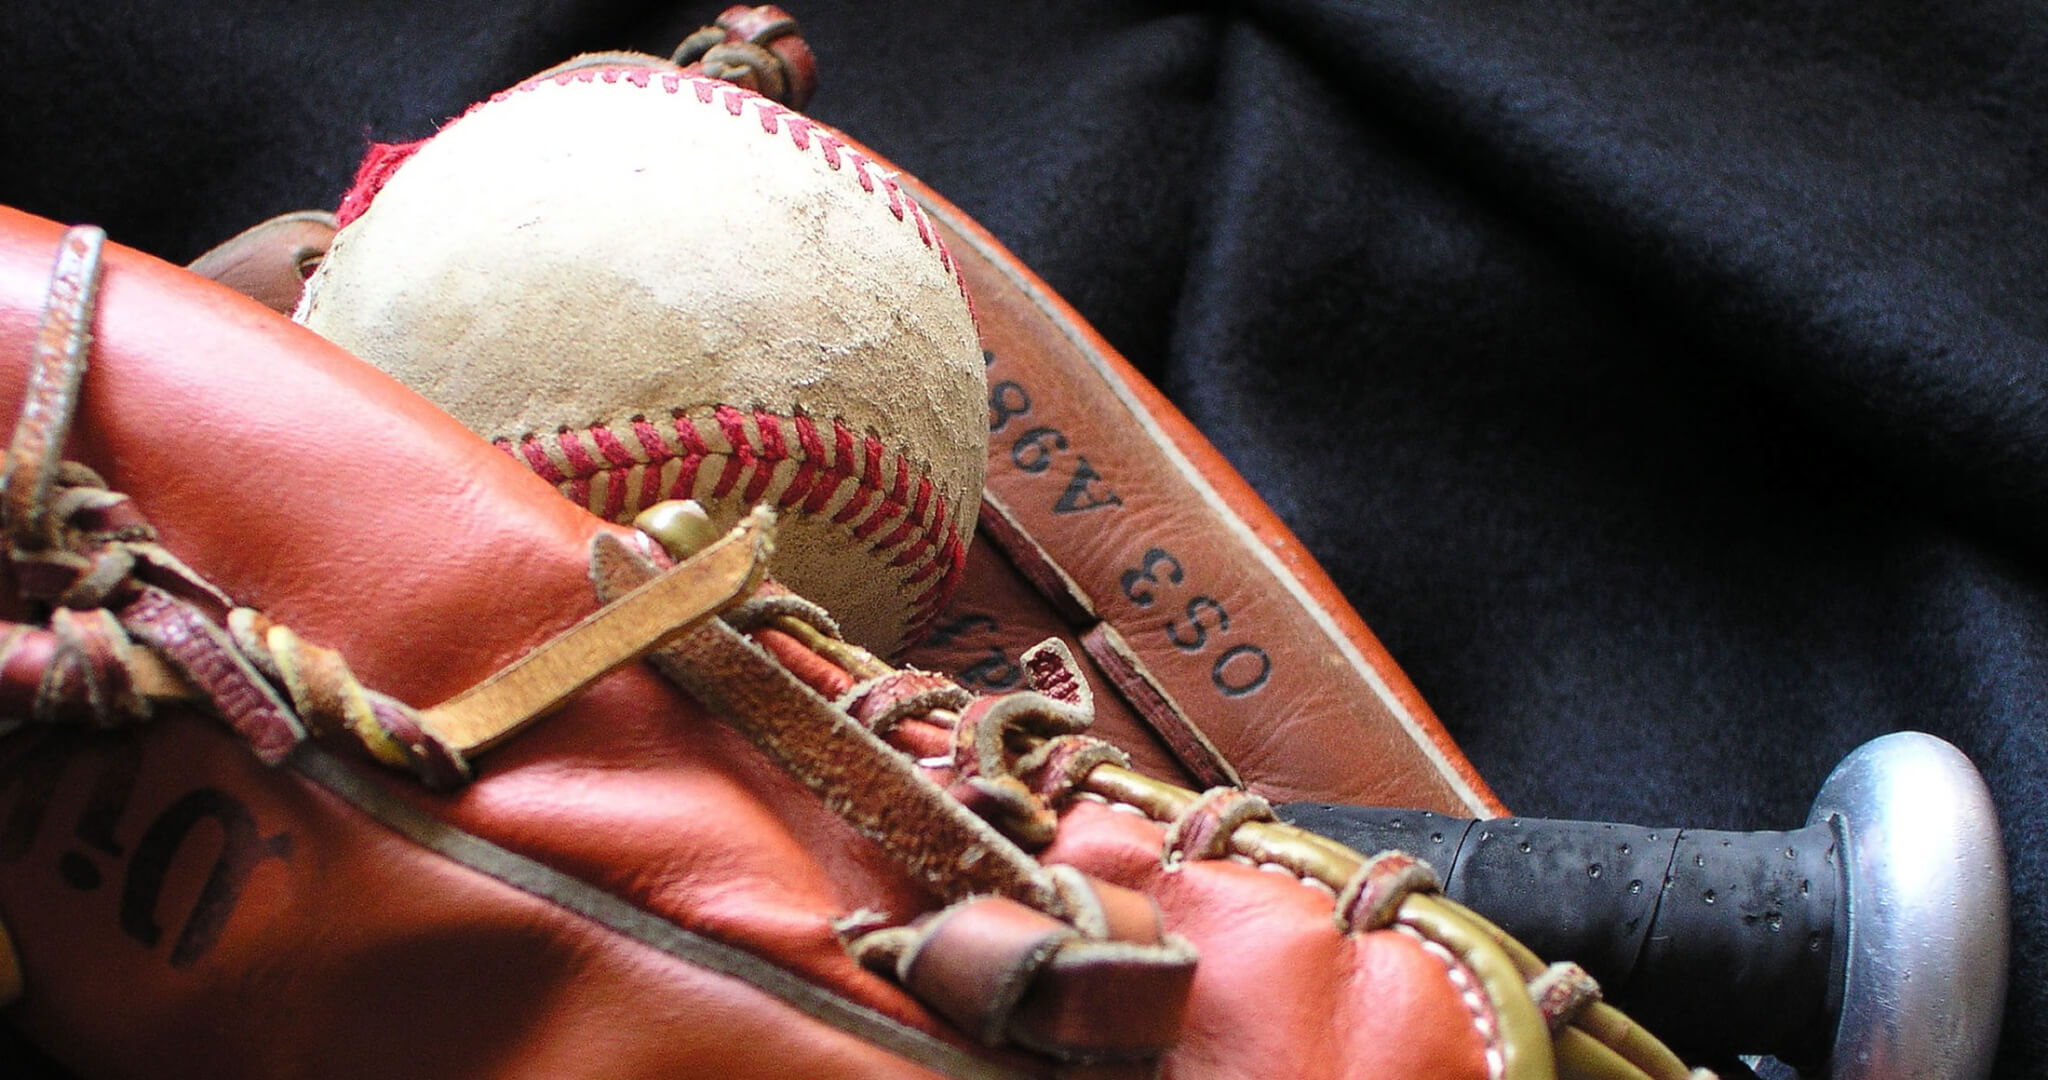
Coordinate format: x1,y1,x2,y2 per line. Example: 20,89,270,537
1277,804,1844,1064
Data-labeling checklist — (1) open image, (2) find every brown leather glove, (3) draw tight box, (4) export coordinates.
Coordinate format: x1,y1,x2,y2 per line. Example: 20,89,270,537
0,203,1702,1077
0,14,1710,1075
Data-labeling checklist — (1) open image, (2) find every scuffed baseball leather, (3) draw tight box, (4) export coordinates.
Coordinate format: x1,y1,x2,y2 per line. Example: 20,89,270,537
0,208,1510,1078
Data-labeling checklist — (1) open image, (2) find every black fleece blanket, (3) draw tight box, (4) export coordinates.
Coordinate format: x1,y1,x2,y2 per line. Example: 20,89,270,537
1,2,2041,1077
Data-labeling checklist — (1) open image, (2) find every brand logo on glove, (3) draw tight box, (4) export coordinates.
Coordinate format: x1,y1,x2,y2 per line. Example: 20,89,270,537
0,733,289,970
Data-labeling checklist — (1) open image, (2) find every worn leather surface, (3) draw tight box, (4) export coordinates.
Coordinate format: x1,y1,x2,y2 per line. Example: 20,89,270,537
899,186,1498,816
184,161,1504,819
0,206,1497,1078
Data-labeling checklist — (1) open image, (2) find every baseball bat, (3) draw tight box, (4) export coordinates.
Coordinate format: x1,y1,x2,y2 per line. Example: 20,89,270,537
1280,732,2008,1080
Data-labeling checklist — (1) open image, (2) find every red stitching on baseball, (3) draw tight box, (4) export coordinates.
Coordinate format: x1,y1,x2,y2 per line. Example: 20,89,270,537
638,458,664,512
589,423,636,468
891,492,950,572
889,531,936,573
910,568,965,637
497,406,969,650
672,413,709,496
911,577,950,612
833,430,882,526
803,462,847,515
813,420,860,515
710,405,752,498
783,115,813,152
899,540,947,586
506,436,566,484
600,466,626,521
784,415,828,509
335,140,426,230
781,459,818,508
793,414,828,463
557,428,599,477
907,547,961,625
873,475,933,555
829,475,873,526
631,417,667,459
743,410,785,505
905,196,933,248
851,448,904,541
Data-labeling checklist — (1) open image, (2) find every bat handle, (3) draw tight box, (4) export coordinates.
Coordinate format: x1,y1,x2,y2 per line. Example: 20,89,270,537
1278,732,2008,1080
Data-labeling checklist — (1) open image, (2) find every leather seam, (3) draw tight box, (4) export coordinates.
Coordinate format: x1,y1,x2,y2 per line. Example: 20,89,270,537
1395,923,1504,1080
289,744,1032,1080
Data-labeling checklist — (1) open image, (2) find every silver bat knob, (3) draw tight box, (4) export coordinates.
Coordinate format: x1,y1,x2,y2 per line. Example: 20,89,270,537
1811,731,2008,1080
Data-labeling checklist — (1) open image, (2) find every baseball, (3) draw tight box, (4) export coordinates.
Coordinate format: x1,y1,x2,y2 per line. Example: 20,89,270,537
296,63,985,656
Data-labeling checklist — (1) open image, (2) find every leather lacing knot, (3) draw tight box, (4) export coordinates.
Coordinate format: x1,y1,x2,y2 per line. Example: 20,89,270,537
1334,850,1442,933
7,464,228,611
846,867,1196,1064
1011,733,1129,805
0,608,145,727
1019,638,1090,710
0,465,470,787
947,692,1093,847
227,610,470,788
928,637,1109,848
836,669,972,736
672,5,817,110
1000,638,1130,802
1527,960,1602,1031
1161,787,1275,868
722,589,840,638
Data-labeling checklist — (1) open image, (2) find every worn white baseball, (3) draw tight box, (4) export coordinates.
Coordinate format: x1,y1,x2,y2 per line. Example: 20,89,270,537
297,64,985,655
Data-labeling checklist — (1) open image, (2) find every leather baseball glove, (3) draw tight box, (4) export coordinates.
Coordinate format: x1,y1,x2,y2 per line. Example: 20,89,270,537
0,13,1707,1080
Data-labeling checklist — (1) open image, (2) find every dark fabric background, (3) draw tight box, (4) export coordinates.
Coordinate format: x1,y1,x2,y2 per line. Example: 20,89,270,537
1,2,2041,1077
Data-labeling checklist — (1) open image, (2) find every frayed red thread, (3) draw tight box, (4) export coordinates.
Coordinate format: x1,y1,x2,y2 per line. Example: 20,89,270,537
335,139,428,229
